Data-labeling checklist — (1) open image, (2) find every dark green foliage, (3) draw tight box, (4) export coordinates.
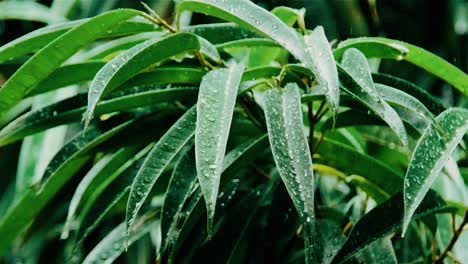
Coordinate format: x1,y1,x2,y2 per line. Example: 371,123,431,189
0,0,466,263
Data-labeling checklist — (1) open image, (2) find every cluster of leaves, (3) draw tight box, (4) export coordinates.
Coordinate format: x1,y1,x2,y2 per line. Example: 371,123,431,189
0,0,467,263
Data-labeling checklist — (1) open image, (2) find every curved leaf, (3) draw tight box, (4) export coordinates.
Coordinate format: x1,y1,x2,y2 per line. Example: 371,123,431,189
75,148,151,246
304,26,340,113
195,64,244,235
0,1,59,23
82,220,157,264
126,107,196,239
0,19,157,64
0,120,132,256
184,23,259,44
334,37,468,95
0,87,198,146
403,108,468,235
330,191,451,264
161,134,268,255
177,0,340,115
264,83,315,263
339,48,408,147
31,61,105,96
372,73,445,114
0,9,143,117
85,32,220,126
82,32,164,60
62,145,141,238
316,138,403,194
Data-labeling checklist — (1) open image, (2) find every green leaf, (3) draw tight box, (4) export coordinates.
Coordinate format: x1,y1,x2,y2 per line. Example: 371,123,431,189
403,108,468,235
0,9,143,118
377,83,434,134
340,48,408,147
160,146,197,253
82,219,157,264
0,1,60,23
184,23,259,44
0,120,132,256
0,87,198,146
377,83,434,123
216,38,279,50
85,32,220,126
315,138,403,195
31,61,105,96
122,67,206,88
177,0,340,115
161,133,268,255
62,145,142,238
0,18,156,64
330,191,451,264
304,26,340,113
264,83,316,263
126,108,196,240
372,73,445,115
195,64,244,235
334,37,468,95
75,151,149,247
83,32,164,60
271,6,305,27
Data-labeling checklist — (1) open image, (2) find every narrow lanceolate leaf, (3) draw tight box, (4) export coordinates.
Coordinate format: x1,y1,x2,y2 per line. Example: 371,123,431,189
316,138,403,195
178,0,340,115
0,121,132,256
330,191,451,264
264,83,316,263
75,152,149,246
0,9,142,118
31,61,105,96
304,26,340,113
195,64,244,235
334,37,468,95
377,83,434,132
340,48,408,147
372,73,446,115
82,32,164,60
126,108,196,239
402,108,468,235
0,1,60,23
82,220,157,264
0,87,198,146
62,145,141,238
85,32,220,126
161,134,268,255
0,19,156,64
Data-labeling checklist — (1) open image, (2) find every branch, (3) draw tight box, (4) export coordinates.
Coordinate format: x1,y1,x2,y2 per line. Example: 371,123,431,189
435,210,468,264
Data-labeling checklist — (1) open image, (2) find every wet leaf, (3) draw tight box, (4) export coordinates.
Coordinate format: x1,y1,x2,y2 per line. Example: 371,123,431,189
85,32,220,126
195,64,244,235
126,108,196,240
0,19,156,64
0,121,132,256
403,108,468,235
82,219,157,264
304,26,340,114
0,87,198,146
334,37,468,95
178,0,340,115
330,190,451,264
0,1,59,23
62,145,142,238
264,83,316,263
0,9,143,117
339,48,408,147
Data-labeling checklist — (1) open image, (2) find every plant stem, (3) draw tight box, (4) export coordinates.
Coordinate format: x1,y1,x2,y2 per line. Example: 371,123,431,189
435,210,468,264
141,2,177,33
